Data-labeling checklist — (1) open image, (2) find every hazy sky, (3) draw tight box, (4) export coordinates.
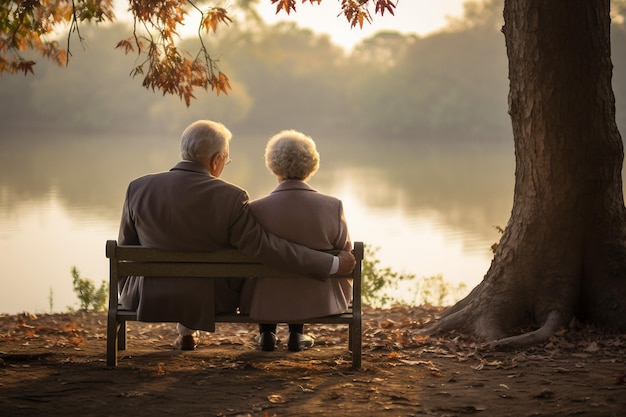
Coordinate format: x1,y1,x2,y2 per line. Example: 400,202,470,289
255,0,467,50
112,0,468,51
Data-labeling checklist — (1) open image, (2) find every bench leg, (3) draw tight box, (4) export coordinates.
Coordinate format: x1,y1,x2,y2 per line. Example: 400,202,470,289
350,320,362,370
106,313,119,367
348,324,353,352
118,320,127,351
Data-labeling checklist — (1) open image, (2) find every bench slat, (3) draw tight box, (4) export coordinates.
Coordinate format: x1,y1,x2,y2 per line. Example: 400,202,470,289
116,309,355,324
109,244,341,264
116,262,339,279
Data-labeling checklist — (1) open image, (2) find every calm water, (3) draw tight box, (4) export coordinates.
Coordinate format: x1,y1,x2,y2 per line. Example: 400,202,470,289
0,131,515,314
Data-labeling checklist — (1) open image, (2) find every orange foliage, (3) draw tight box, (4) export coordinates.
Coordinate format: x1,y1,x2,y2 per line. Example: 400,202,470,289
271,0,297,15
1,0,396,105
1,0,112,75
340,0,396,28
202,8,232,33
118,0,235,104
269,1,396,29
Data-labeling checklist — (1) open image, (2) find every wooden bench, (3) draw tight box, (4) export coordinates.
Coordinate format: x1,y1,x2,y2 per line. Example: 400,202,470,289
105,240,364,369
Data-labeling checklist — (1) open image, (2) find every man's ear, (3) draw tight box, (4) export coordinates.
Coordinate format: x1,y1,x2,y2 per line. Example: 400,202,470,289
210,153,220,169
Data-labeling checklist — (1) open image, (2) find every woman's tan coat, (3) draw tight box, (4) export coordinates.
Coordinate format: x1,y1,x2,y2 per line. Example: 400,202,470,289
240,180,352,321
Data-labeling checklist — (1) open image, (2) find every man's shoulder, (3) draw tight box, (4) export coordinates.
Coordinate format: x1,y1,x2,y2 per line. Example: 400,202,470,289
129,172,162,186
127,170,247,199
214,177,248,194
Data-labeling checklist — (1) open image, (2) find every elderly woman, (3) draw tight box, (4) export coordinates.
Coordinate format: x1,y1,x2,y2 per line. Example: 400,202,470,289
240,130,353,352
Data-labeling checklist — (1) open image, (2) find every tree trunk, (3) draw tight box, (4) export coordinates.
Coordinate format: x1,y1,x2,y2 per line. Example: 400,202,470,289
422,0,626,346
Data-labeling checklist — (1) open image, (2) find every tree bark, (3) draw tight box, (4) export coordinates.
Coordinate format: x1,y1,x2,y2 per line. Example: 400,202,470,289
421,0,626,346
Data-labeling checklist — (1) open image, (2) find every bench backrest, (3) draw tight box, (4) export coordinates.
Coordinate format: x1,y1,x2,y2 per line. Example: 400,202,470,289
106,240,364,314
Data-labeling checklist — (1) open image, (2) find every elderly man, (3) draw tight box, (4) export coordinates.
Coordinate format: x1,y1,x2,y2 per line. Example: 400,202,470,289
117,120,355,350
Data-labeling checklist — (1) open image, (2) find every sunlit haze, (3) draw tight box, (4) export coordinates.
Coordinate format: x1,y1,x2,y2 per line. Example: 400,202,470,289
255,0,466,50
113,0,467,51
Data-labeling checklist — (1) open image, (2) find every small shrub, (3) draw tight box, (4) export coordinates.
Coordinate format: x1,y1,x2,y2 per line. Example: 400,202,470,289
70,266,108,312
362,245,418,307
417,274,468,307
48,286,54,312
362,245,468,307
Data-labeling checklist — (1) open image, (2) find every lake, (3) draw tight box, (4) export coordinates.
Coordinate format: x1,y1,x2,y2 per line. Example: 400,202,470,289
0,131,515,314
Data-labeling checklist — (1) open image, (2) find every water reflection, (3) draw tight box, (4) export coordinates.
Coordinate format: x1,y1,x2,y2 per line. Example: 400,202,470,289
0,194,117,314
0,132,515,314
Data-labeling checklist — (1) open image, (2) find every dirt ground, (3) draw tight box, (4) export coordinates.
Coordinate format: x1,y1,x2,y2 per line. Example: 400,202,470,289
1,306,625,417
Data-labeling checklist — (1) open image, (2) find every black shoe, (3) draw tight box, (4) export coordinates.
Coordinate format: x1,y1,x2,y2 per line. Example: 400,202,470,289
175,335,197,351
256,332,277,352
288,332,314,352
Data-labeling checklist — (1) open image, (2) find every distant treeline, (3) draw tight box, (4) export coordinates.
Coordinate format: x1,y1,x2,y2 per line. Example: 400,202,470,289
2,1,626,145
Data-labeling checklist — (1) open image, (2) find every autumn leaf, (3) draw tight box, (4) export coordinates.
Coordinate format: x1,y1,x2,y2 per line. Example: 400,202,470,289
115,39,135,54
210,72,231,96
271,0,296,15
16,60,36,75
268,394,287,404
68,337,84,347
375,0,397,16
156,362,167,376
201,8,232,33
64,322,78,331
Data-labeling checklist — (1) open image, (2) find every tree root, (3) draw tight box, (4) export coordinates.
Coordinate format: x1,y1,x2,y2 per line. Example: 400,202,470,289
416,306,469,335
435,285,481,320
418,308,565,350
489,310,564,349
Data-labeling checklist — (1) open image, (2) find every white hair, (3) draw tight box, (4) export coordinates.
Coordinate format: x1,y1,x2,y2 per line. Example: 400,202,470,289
180,120,232,164
265,129,320,181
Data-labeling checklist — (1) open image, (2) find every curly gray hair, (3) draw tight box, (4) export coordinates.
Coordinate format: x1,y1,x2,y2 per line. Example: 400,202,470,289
265,130,320,181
